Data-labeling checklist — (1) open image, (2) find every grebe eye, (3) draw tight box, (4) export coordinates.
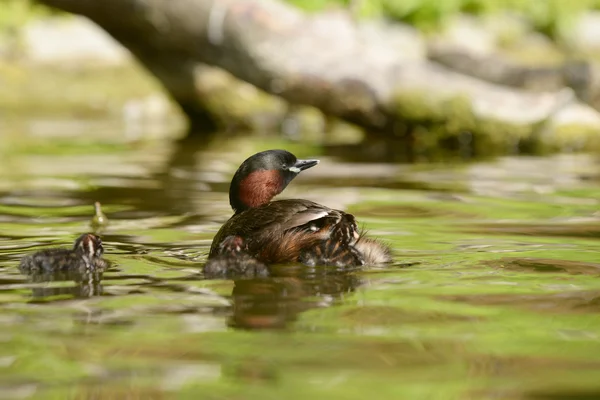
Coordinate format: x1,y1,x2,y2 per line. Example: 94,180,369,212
281,164,287,169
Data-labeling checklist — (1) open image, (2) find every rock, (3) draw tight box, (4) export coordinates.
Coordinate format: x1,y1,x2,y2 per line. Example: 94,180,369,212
552,101,600,127
358,21,425,62
565,11,600,53
482,12,531,47
123,94,178,140
502,32,562,65
438,14,497,55
548,101,600,149
23,16,130,67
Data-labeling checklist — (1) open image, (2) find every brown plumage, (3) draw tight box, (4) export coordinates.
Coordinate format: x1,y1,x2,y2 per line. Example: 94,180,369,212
19,233,107,275
204,150,391,278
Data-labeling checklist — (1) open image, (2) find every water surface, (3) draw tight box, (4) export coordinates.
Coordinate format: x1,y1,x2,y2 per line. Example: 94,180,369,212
1,124,600,399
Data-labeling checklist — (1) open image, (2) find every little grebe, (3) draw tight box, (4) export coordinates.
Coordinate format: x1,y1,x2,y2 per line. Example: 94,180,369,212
19,233,107,274
205,150,391,276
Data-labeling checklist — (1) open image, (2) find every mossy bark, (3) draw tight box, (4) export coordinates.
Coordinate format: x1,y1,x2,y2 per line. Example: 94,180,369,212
36,0,600,150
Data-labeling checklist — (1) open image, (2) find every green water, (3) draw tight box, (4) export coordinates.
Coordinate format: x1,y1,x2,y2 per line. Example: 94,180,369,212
1,125,600,399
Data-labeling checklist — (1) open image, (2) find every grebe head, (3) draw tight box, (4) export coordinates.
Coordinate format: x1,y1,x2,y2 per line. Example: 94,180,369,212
73,233,104,259
229,149,319,212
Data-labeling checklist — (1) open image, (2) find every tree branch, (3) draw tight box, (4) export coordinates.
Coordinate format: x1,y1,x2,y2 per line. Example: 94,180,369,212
37,0,600,143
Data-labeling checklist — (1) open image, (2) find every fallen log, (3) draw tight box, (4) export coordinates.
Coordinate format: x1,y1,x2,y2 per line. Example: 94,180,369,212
427,43,600,110
36,0,600,148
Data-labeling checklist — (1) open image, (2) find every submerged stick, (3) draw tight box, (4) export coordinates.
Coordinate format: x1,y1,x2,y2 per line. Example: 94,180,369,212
90,201,109,232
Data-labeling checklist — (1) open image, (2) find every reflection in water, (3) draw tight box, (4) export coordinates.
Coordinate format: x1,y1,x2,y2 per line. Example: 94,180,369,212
467,222,600,239
527,390,600,400
483,257,600,275
160,134,217,214
26,269,104,300
229,266,362,330
2,127,600,397
443,288,600,314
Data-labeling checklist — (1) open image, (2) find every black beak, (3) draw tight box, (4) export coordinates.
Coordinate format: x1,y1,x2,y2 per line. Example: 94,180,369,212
291,158,319,173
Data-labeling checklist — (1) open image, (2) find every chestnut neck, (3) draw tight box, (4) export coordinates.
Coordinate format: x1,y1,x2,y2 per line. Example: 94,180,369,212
230,169,285,213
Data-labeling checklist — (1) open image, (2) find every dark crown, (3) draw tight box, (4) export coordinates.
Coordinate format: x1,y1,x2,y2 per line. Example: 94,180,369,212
73,233,104,259
229,150,319,212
